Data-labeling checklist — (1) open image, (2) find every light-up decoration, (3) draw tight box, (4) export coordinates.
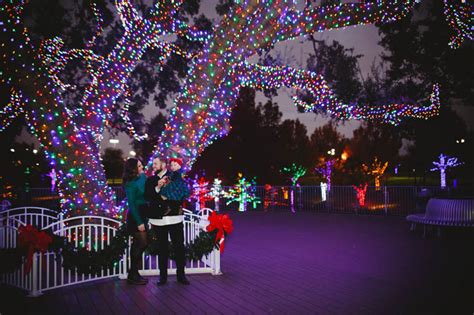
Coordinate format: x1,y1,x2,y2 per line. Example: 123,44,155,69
224,173,260,212
263,184,278,210
430,154,463,189
353,183,368,207
362,158,388,191
191,176,212,211
47,168,57,192
320,182,327,202
0,1,187,218
315,159,335,192
281,163,307,213
209,178,225,212
442,0,472,49
151,0,446,171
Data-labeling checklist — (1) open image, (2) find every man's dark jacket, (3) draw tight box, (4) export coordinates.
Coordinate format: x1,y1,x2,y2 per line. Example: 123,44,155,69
144,173,166,219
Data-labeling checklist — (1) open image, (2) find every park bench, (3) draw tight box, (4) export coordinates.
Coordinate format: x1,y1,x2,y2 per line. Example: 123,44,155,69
407,198,474,237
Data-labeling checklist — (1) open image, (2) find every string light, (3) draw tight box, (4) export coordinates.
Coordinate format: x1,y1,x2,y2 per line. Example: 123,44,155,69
362,157,388,191
442,0,472,49
224,173,260,212
430,154,463,189
0,1,187,218
353,183,368,207
153,1,444,171
315,159,335,192
208,178,225,212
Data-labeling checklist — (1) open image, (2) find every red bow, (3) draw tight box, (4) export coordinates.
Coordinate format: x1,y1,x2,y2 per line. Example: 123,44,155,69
18,225,52,273
206,212,234,253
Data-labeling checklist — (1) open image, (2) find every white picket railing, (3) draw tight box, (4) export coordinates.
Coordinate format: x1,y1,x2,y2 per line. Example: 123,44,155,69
0,207,221,296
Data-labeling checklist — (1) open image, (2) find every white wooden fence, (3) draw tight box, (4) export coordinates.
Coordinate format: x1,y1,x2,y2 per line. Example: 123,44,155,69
0,207,221,296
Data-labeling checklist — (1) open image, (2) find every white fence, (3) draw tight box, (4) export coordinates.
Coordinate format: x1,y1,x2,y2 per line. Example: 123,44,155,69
0,207,221,296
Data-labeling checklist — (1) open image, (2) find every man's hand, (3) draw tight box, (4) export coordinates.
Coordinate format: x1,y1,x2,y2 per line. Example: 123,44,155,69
137,224,145,232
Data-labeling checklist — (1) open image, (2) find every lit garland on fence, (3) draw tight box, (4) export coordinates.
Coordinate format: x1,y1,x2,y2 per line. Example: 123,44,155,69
442,0,472,49
153,1,445,170
362,157,388,191
430,154,463,189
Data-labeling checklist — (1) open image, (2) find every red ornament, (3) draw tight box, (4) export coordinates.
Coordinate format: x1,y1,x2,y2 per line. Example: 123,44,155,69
18,225,52,273
206,212,234,253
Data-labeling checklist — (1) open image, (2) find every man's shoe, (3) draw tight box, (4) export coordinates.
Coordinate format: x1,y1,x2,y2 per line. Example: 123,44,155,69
177,276,190,285
127,275,147,285
157,278,167,286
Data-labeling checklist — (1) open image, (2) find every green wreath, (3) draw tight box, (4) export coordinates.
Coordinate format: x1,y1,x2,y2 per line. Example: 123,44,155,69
0,225,219,276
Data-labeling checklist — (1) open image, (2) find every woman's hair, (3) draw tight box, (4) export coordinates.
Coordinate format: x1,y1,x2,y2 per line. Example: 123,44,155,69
122,158,140,184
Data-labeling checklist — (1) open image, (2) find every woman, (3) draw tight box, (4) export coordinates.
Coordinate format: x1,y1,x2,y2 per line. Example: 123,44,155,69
123,158,148,285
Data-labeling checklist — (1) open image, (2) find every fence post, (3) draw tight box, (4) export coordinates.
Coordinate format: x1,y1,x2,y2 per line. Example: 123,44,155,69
119,236,130,279
27,253,42,297
212,249,222,275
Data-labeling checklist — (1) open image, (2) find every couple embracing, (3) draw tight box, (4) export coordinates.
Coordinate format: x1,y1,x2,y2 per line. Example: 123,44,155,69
122,156,190,286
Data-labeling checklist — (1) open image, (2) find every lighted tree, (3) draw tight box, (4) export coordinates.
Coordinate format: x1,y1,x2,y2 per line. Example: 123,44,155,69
353,183,368,207
0,1,187,217
263,184,278,211
224,173,260,212
315,159,335,192
152,0,444,170
47,168,57,193
209,178,225,212
281,163,307,212
362,157,388,191
430,154,463,189
191,176,212,211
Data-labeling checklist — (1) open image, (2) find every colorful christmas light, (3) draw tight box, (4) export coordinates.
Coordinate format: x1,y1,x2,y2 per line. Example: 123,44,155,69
315,159,335,192
191,176,212,211
47,168,57,192
430,154,463,189
281,163,306,212
362,157,388,191
209,178,225,212
442,0,472,49
153,0,445,170
224,173,260,212
353,183,368,207
0,1,187,218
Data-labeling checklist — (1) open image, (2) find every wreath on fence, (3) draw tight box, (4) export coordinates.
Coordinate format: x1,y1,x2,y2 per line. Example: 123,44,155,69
0,212,233,276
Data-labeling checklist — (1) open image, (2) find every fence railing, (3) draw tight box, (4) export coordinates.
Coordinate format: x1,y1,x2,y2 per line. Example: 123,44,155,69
7,185,463,216
0,207,220,296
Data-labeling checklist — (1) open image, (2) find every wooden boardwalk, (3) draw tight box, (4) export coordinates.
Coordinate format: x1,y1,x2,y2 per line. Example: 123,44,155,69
1,211,473,314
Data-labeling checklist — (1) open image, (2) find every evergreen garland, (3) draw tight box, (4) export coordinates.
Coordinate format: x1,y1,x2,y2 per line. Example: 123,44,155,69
0,224,219,275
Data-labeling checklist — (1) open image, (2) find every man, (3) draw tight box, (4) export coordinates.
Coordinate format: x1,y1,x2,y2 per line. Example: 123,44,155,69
144,157,190,285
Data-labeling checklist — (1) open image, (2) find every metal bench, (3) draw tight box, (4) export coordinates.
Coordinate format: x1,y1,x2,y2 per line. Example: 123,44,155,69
407,198,474,237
